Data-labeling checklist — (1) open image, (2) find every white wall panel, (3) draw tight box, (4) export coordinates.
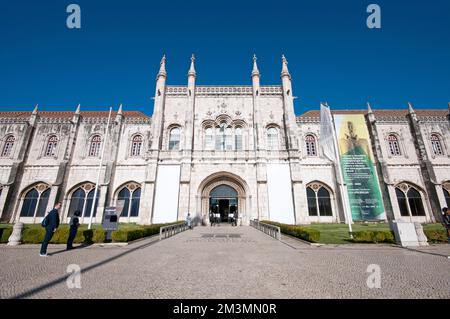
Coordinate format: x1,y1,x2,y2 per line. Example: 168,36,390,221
267,164,295,224
152,165,181,223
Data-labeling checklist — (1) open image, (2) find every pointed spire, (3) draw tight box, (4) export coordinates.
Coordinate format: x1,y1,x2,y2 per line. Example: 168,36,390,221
281,54,290,78
252,54,260,77
32,104,38,115
188,54,196,77
115,104,124,123
75,104,81,115
367,102,373,114
408,102,415,114
157,54,167,78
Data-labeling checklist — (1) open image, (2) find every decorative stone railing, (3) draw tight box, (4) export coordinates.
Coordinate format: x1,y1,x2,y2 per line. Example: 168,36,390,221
250,220,281,240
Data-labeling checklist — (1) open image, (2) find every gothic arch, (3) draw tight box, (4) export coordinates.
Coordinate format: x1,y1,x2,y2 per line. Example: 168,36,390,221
197,171,249,223
305,181,334,195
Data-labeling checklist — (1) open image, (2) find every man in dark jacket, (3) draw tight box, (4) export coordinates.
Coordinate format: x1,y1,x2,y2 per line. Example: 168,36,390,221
40,202,61,257
442,207,450,243
66,210,81,250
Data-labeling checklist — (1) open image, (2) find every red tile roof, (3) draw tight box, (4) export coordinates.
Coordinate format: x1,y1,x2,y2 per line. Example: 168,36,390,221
0,110,150,119
297,109,449,119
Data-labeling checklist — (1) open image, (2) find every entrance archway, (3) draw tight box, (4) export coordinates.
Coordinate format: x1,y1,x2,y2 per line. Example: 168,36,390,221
210,185,238,222
198,172,248,225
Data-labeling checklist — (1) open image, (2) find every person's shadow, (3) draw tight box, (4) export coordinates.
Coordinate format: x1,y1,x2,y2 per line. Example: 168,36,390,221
47,243,92,256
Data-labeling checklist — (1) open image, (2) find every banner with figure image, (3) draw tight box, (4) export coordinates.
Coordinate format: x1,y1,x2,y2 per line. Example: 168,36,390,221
334,114,386,221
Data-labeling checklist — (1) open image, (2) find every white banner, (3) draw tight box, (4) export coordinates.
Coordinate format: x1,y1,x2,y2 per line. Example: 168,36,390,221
319,103,337,162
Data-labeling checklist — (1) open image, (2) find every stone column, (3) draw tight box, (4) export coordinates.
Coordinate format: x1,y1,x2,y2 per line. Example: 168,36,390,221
7,222,24,246
292,181,309,224
0,185,10,220
178,182,190,221
257,182,268,221
139,182,155,225
387,185,402,221
44,185,59,219
95,185,108,224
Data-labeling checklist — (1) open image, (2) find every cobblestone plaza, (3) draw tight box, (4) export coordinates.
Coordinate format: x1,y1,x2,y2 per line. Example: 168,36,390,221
1,226,449,299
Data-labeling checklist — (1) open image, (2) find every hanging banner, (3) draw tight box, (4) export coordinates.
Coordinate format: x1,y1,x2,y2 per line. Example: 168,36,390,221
334,114,386,221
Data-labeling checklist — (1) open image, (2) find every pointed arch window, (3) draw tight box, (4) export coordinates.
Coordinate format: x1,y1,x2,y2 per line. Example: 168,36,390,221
306,183,332,216
44,135,58,157
225,127,233,150
443,186,450,207
1,135,15,157
387,134,401,156
215,123,226,150
430,134,444,156
235,127,243,151
267,127,279,150
117,183,141,217
68,183,100,218
131,135,143,157
395,184,426,217
169,127,180,150
89,135,102,157
305,134,317,156
205,127,214,150
20,184,50,217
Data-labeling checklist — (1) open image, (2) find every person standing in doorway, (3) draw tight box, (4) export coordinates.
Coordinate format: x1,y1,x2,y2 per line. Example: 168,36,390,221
40,202,61,257
66,210,81,250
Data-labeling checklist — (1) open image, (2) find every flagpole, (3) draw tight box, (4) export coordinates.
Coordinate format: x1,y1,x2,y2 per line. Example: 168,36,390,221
328,104,353,238
88,107,113,230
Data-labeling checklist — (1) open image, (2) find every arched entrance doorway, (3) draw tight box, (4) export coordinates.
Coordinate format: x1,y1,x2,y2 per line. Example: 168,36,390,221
209,185,238,222
198,172,248,225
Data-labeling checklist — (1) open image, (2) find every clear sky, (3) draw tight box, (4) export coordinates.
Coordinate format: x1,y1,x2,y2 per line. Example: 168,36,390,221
1,0,449,116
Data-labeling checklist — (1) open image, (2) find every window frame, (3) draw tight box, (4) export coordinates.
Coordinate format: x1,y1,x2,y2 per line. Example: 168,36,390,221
266,126,279,151
130,134,143,157
44,135,59,158
430,134,444,156
387,134,402,156
1,135,15,158
88,134,102,157
305,134,317,156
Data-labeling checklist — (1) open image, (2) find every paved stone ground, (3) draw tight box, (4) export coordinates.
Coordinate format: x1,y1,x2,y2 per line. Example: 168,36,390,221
1,225,449,299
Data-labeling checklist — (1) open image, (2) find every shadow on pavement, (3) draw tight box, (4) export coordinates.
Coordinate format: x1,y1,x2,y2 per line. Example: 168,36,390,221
11,238,160,299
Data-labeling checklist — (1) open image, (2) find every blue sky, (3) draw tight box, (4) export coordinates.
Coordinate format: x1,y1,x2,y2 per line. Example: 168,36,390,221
1,0,449,116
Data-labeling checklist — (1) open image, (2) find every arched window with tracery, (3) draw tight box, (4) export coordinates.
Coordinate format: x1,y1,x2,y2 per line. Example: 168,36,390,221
1,135,15,157
44,135,58,157
205,127,214,150
169,127,180,150
395,183,426,217
215,123,226,150
117,183,141,218
387,134,401,156
305,134,317,156
20,183,50,217
68,183,101,218
235,127,242,151
88,135,102,157
130,135,143,157
267,127,279,150
225,127,233,150
430,134,444,156
306,183,332,216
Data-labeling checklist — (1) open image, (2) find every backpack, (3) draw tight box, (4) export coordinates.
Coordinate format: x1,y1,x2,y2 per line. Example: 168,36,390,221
41,215,49,227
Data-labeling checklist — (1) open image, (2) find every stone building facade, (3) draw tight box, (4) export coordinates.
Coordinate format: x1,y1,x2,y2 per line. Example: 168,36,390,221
0,55,449,226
